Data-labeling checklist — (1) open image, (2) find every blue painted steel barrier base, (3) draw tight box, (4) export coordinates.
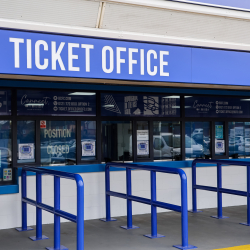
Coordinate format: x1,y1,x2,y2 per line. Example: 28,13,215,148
46,246,68,250
239,222,250,226
29,235,49,241
100,218,117,222
120,225,139,230
144,234,165,239
173,244,198,249
211,216,229,219
188,210,202,213
15,227,33,232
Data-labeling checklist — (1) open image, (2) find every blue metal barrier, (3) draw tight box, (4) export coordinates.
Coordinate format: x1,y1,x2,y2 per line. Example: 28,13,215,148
191,159,250,225
100,162,197,250
15,166,84,250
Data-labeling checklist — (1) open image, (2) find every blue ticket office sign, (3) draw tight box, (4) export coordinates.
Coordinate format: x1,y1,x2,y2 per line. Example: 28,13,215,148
17,90,96,116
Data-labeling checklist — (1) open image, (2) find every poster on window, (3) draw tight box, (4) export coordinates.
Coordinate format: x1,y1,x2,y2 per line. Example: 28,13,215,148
137,130,149,141
82,141,96,157
215,125,224,139
18,143,34,159
215,140,225,153
137,141,149,155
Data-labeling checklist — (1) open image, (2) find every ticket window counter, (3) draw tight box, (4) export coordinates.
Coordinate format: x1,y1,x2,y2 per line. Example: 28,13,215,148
102,121,133,162
153,121,181,161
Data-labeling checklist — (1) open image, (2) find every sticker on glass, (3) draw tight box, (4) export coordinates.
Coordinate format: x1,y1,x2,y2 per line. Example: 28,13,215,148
137,141,149,155
18,143,35,159
82,141,95,156
3,168,12,181
215,140,225,153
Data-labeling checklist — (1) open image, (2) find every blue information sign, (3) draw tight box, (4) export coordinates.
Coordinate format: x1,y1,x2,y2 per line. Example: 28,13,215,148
185,96,250,118
17,90,96,116
101,93,180,117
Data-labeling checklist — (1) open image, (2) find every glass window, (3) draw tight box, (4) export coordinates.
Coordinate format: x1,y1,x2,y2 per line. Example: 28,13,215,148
0,121,12,183
153,121,181,160
17,121,35,163
137,121,149,158
229,122,247,158
102,121,132,162
81,121,96,161
40,121,76,166
185,122,211,159
245,122,250,157
0,90,11,115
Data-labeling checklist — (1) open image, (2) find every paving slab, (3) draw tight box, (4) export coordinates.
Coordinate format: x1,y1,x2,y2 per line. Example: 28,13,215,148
1,205,250,250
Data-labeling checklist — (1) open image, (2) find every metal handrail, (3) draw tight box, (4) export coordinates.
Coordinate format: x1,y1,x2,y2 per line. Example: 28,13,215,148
16,166,84,250
191,159,250,225
101,162,197,250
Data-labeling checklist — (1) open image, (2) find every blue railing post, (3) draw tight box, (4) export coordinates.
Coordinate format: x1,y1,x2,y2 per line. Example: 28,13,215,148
102,162,196,249
100,165,116,222
211,163,228,219
121,168,139,230
30,173,49,241
16,170,33,232
240,165,250,226
190,160,202,213
174,170,197,250
76,176,84,250
46,176,68,250
144,170,164,239
17,167,84,250
192,161,197,212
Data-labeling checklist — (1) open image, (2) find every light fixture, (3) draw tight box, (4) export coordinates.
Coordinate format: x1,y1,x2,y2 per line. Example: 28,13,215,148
185,96,193,98
68,92,96,95
163,96,180,98
25,103,44,106
103,105,114,107
240,99,250,101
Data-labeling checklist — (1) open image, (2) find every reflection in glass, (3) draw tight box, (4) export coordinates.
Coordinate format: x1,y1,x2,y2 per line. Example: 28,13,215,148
153,121,181,160
229,122,248,158
0,121,12,182
40,121,76,166
102,121,132,162
185,122,210,159
81,121,96,161
137,121,149,158
17,121,35,163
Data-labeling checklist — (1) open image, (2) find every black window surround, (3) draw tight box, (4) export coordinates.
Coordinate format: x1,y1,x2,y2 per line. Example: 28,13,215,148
1,87,250,169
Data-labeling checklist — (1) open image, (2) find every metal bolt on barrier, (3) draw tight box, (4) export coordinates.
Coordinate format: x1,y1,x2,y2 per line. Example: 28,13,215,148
16,166,84,250
101,162,197,250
